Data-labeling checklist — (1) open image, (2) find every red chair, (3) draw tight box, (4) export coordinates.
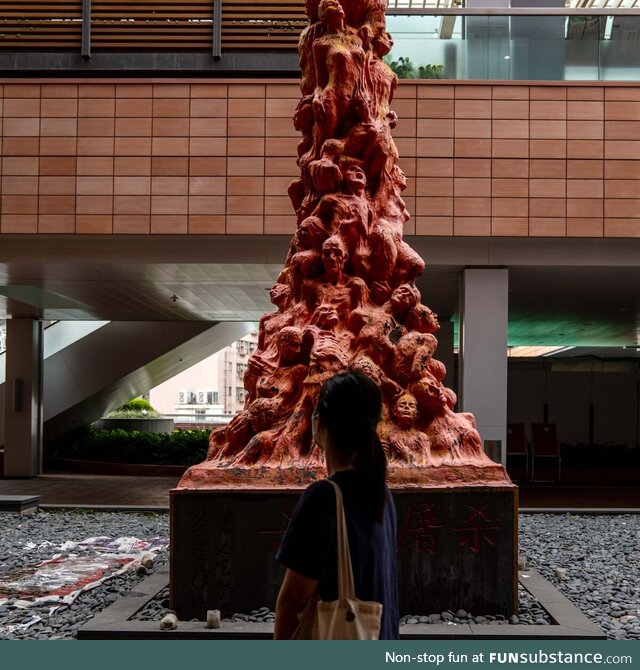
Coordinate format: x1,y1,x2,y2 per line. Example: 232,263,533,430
531,423,561,482
506,423,528,482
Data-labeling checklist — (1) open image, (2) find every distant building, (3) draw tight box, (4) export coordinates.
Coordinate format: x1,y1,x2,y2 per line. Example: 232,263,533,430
149,330,258,424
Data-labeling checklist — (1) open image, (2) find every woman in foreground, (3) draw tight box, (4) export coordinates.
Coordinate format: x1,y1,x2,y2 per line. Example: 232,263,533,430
274,371,399,640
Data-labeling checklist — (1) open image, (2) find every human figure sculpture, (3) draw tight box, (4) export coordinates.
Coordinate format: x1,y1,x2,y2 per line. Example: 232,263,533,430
405,303,440,335
243,283,295,400
320,235,347,285
379,393,431,466
280,215,330,294
179,0,509,488
312,0,366,150
309,140,344,195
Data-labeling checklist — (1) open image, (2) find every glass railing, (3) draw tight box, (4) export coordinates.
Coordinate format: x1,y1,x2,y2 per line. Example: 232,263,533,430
385,10,640,81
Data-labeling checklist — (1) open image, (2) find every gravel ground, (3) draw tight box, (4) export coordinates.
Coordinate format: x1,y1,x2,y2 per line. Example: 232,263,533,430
0,510,637,639
0,510,169,640
519,513,640,640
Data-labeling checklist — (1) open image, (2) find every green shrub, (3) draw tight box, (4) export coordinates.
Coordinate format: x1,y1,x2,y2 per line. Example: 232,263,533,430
384,56,445,80
107,397,160,418
48,427,210,466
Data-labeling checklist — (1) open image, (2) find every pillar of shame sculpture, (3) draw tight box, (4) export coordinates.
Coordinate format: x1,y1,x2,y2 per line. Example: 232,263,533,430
180,0,510,488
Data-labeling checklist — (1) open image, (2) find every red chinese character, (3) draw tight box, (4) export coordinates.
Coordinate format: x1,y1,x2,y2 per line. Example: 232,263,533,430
454,504,501,554
398,503,444,555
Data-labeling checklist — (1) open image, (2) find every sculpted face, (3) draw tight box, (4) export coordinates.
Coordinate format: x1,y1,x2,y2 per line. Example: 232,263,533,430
297,216,325,248
318,0,344,25
269,283,291,308
413,305,440,332
313,303,339,329
391,283,419,315
394,394,418,425
372,30,393,58
322,237,346,280
393,166,407,191
422,376,446,406
344,165,367,195
278,327,302,363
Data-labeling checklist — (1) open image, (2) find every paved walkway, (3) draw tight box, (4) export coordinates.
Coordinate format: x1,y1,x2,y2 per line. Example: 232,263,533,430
1,473,639,511
0,474,180,509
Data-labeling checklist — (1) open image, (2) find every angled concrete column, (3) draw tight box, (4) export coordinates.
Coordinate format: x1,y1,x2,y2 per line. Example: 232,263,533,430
458,269,508,464
3,319,44,477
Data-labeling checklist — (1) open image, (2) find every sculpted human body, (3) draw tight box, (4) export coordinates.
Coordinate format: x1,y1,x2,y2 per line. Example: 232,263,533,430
380,393,431,465
312,0,366,149
181,0,508,482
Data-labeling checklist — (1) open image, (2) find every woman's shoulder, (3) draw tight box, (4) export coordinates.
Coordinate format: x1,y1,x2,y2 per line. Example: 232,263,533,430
301,478,337,505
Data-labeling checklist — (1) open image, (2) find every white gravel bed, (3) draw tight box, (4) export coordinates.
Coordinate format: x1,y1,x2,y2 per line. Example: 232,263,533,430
0,510,637,639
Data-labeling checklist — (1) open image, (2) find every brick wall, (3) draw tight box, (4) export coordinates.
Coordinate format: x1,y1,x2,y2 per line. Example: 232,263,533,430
1,79,638,238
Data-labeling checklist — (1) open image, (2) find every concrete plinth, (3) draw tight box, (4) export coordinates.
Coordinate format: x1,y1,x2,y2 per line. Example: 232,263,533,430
0,494,40,514
171,484,517,620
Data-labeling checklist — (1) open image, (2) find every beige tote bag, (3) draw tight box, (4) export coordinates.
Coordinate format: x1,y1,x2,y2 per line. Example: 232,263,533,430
292,479,383,640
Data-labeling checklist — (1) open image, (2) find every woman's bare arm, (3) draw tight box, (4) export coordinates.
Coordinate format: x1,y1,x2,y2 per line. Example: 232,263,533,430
274,568,318,639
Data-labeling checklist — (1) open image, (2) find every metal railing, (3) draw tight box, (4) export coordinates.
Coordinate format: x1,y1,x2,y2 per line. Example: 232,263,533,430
385,9,640,81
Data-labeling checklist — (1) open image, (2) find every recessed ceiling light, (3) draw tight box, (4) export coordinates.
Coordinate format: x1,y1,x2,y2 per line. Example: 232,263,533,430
504,55,511,60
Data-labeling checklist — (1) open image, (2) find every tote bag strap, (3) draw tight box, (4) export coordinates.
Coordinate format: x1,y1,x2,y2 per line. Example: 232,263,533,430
326,479,357,601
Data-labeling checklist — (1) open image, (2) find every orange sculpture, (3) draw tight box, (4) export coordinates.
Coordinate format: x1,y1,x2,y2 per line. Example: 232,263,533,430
179,0,510,489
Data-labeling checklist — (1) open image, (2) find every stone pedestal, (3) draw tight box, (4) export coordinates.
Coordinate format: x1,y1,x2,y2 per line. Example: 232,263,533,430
170,484,517,620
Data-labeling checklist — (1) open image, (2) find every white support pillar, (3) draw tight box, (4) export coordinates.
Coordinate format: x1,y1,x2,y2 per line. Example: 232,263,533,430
3,318,44,477
458,269,508,464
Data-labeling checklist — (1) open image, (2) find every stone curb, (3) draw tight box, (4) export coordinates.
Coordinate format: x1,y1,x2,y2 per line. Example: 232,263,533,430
78,567,606,640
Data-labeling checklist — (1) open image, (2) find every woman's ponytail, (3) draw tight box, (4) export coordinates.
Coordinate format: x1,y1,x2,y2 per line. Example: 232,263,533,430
316,372,388,523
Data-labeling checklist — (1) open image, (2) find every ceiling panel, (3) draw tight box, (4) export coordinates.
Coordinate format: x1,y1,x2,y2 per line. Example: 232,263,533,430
0,240,638,350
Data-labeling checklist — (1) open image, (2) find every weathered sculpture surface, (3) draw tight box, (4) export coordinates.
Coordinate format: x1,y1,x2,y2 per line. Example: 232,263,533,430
180,0,509,488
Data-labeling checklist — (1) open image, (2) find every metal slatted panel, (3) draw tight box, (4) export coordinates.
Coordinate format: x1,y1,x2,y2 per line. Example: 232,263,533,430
0,0,307,51
221,0,306,50
0,1,83,49
91,0,213,49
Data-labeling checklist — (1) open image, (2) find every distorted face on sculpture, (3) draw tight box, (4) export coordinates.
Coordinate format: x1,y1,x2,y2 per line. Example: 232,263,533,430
393,393,418,427
412,305,440,332
392,165,407,191
422,376,446,407
390,283,419,316
312,303,339,330
269,283,292,309
343,165,367,196
277,327,303,364
372,28,393,58
322,236,347,281
297,215,326,248
318,0,345,28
